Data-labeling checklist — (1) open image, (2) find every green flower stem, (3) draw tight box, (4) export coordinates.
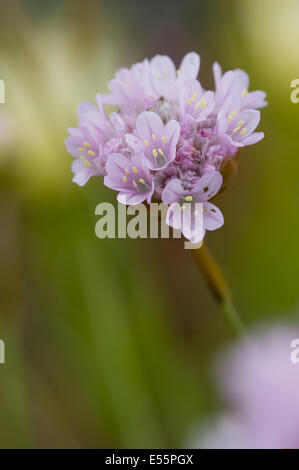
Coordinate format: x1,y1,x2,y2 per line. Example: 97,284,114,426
192,243,246,336
220,298,246,336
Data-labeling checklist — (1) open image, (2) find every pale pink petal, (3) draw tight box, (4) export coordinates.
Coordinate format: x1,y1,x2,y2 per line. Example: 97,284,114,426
203,202,224,230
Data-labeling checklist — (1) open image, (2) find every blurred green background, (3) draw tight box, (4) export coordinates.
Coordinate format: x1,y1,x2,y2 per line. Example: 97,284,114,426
0,0,298,448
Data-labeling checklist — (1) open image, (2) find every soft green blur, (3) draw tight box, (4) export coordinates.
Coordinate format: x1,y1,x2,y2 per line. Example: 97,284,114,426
0,0,298,448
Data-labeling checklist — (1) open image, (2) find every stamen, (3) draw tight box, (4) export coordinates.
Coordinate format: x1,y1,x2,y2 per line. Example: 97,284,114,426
185,196,193,202
156,73,161,79
233,126,241,133
237,121,244,127
227,111,237,122
240,127,247,136
80,156,91,167
152,149,158,158
132,167,138,173
180,205,186,211
163,66,168,74
177,69,180,76
83,142,92,148
79,147,86,152
201,98,206,108
132,180,137,188
122,176,127,183
187,91,197,105
194,210,199,216
158,148,164,156
152,134,156,141
139,178,145,184
241,88,248,97
161,136,167,143
87,150,96,156
125,168,130,174
194,101,201,110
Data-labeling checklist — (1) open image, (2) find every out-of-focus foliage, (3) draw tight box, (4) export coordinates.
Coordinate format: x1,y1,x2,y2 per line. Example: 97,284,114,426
0,0,298,448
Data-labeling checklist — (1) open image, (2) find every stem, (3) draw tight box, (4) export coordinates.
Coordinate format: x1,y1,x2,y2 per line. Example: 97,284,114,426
220,298,246,336
192,243,246,336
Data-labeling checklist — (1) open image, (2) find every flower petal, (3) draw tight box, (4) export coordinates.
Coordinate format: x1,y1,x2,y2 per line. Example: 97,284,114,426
162,179,184,204
136,111,164,140
203,202,224,230
193,171,223,201
179,52,200,81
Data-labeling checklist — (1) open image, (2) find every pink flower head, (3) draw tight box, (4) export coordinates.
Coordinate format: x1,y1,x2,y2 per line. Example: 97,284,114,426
65,94,127,186
66,52,267,243
194,325,299,449
217,108,264,147
150,52,200,100
104,152,154,205
213,62,267,113
102,59,154,110
162,171,224,243
179,80,214,123
126,111,180,170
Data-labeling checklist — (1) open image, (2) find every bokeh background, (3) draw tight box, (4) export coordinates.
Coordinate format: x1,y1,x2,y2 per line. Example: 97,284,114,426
0,0,298,448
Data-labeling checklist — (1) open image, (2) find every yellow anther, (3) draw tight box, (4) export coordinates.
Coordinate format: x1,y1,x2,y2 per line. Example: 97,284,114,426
156,73,161,79
125,168,130,174
80,156,91,167
144,139,150,146
201,98,206,108
79,147,86,152
177,69,181,76
241,88,248,97
83,142,92,148
132,180,138,188
194,210,199,216
237,121,244,127
194,101,201,110
240,127,247,136
87,150,96,156
163,66,168,74
161,136,167,143
185,196,193,202
152,149,158,158
227,111,237,122
122,176,127,183
233,126,241,133
139,178,145,184
180,205,186,211
152,134,156,141
132,167,138,173
187,91,197,105
158,148,164,156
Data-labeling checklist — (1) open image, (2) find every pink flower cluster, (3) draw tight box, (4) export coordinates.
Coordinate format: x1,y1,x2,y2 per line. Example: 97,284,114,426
65,53,267,242
194,325,299,449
